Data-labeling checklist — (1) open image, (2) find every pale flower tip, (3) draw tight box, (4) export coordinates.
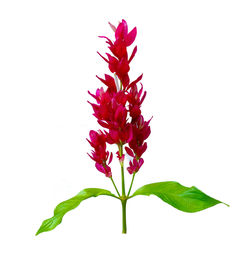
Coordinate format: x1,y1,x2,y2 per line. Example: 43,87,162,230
108,22,116,32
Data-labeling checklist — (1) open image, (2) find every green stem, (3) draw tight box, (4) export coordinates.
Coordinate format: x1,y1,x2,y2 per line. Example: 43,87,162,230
118,144,127,233
119,145,126,196
110,177,121,197
127,172,136,197
121,200,127,234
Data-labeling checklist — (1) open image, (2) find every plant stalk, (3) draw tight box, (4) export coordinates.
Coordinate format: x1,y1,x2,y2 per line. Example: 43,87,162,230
127,172,136,197
110,177,121,197
121,199,127,234
118,144,127,233
119,145,126,196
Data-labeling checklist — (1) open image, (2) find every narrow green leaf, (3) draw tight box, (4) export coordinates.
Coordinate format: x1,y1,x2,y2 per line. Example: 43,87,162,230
131,181,229,213
36,188,116,235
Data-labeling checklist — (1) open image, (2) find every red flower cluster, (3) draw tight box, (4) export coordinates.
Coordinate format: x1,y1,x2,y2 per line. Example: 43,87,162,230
87,130,112,177
97,19,137,88
88,19,151,177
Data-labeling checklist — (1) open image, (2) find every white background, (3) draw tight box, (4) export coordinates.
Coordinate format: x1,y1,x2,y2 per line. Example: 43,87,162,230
0,0,250,253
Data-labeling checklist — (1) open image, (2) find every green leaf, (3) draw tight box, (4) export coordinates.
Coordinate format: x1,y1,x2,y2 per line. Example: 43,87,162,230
36,188,117,235
131,181,229,213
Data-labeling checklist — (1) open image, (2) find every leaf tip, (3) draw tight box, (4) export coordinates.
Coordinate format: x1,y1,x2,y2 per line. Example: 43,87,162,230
35,228,42,236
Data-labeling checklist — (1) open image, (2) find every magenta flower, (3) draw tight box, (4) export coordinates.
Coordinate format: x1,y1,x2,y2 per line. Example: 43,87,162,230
127,158,144,174
88,19,151,178
87,130,112,177
36,19,228,237
97,19,137,88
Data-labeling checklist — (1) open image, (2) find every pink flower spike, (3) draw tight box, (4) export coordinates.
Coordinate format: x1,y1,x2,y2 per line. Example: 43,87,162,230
88,20,151,178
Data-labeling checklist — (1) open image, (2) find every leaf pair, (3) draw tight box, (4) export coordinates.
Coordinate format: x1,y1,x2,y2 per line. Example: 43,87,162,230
36,181,228,235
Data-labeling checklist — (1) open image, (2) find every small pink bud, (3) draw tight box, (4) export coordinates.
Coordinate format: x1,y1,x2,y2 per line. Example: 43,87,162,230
116,151,125,163
108,22,116,32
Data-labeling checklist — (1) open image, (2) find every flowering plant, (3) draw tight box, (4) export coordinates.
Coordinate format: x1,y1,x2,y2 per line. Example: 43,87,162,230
36,20,228,235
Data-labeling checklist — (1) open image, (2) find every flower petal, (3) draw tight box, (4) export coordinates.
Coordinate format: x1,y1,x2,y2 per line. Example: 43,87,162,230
97,51,109,63
126,27,137,46
108,22,116,32
128,46,137,63
115,19,128,40
95,162,106,174
108,152,113,165
125,146,134,157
